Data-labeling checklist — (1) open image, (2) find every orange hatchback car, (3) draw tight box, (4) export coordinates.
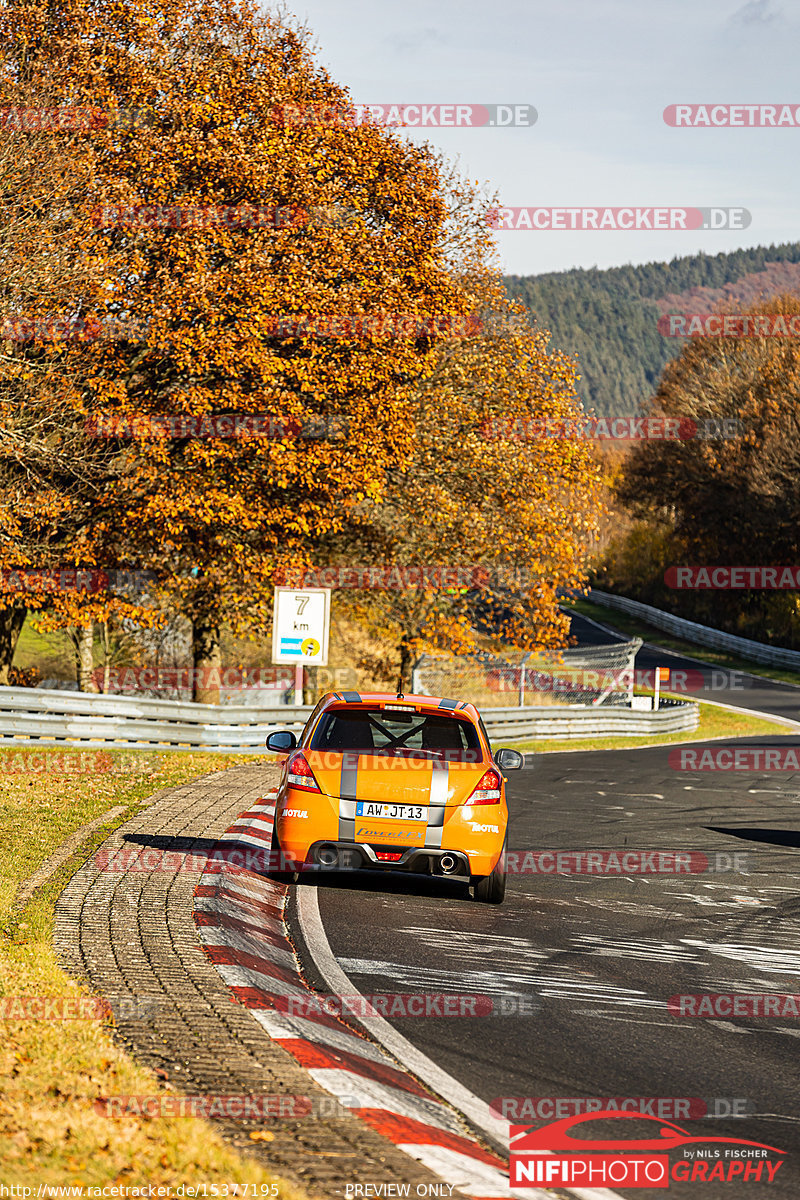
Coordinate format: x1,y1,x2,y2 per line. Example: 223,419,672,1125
266,690,523,903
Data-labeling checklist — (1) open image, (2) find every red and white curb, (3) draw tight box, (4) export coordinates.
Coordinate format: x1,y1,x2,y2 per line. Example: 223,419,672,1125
192,793,551,1199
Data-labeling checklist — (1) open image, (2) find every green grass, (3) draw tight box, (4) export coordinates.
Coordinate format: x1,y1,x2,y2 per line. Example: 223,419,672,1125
0,748,301,1193
12,621,76,681
565,595,800,688
511,695,792,754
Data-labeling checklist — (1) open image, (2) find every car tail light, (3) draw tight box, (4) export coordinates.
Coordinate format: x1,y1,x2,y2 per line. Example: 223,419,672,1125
467,768,502,805
375,850,403,862
287,752,321,793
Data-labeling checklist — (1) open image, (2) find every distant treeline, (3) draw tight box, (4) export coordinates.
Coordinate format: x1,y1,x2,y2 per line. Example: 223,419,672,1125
504,242,800,418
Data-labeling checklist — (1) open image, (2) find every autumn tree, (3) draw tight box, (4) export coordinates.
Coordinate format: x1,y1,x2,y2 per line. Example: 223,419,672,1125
0,38,156,684
612,293,800,642
1,0,490,700
317,272,604,689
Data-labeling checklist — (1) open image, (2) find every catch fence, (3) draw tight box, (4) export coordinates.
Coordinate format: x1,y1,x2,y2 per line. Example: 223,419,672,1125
412,638,643,709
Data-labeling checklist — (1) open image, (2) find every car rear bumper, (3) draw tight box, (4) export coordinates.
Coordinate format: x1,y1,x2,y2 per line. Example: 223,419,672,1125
275,786,506,877
301,839,473,881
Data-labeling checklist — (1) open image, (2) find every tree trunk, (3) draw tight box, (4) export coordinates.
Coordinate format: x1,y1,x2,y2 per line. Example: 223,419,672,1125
192,615,221,704
396,635,413,694
0,606,27,685
74,623,98,692
100,621,111,693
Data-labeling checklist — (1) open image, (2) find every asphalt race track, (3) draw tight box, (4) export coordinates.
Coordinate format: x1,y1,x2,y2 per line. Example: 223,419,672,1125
286,611,800,1198
568,608,800,726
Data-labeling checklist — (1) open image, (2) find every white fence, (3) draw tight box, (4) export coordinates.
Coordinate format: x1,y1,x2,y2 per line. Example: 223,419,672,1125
0,684,697,751
590,589,800,672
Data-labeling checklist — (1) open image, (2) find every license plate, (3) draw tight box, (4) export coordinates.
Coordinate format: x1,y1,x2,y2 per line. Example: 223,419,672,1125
355,802,427,821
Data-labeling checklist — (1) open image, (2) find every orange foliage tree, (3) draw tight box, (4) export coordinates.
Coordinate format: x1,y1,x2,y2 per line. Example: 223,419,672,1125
0,39,154,684
614,294,800,642
316,274,605,689
1,1,605,697
1,0,484,698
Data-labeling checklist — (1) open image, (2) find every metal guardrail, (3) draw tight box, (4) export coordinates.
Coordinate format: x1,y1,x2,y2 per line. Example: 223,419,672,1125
0,688,309,724
590,589,800,672
477,699,697,741
0,685,698,751
0,687,311,752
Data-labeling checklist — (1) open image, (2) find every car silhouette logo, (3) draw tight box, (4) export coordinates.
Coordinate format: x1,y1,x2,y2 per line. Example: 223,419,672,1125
511,1111,785,1155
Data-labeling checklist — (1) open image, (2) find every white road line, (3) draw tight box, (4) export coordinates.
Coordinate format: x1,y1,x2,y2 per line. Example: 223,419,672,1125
295,885,624,1200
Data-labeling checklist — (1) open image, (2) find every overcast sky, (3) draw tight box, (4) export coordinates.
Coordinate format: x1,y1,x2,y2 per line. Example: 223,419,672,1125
283,0,800,276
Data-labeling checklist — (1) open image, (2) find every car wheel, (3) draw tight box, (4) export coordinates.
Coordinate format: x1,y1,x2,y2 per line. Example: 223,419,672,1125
472,839,507,904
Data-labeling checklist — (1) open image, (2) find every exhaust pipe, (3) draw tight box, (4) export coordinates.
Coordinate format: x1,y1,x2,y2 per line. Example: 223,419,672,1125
317,844,339,868
439,853,459,875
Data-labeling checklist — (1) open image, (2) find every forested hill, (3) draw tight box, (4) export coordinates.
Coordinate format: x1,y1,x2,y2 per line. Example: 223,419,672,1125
504,243,800,418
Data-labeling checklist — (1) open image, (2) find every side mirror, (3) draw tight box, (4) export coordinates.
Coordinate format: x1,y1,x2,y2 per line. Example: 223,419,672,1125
266,730,297,752
495,747,524,771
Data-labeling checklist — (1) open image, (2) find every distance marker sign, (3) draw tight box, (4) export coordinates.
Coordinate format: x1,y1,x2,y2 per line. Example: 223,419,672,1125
271,588,330,666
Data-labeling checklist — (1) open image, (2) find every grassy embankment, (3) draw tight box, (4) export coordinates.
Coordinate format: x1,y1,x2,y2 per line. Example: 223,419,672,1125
0,748,304,1194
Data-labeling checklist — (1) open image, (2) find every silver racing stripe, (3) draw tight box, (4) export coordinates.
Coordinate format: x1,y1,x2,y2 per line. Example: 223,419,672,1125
338,752,358,840
425,759,450,848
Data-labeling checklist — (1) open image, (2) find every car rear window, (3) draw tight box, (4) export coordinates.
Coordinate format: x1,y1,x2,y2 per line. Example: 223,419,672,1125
309,707,482,760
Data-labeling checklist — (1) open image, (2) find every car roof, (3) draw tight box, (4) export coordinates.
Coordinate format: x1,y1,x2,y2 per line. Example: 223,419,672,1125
318,690,481,724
